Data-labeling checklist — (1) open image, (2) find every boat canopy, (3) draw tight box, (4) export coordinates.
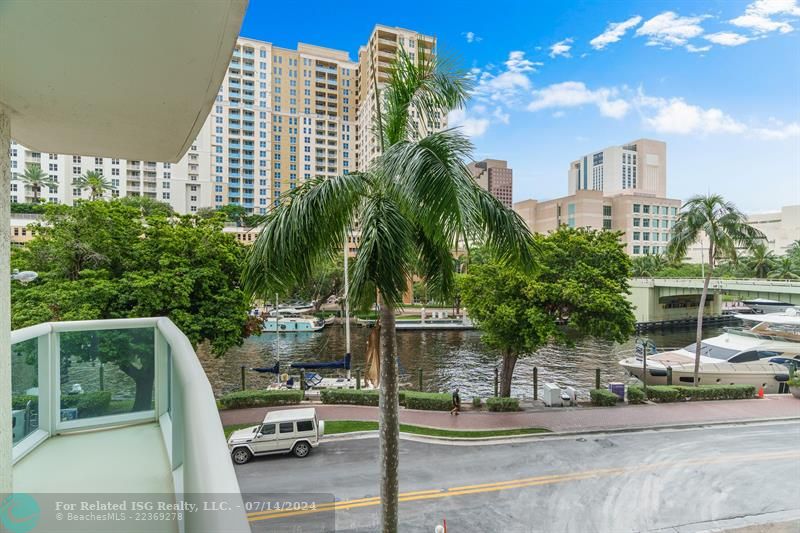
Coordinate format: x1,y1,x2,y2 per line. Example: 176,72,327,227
290,354,351,370
251,362,280,374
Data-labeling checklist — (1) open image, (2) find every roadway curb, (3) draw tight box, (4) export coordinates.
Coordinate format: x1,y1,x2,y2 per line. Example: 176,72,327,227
322,416,800,446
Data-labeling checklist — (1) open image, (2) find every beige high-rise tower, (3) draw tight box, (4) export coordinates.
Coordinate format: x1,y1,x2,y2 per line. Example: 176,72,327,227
354,25,440,171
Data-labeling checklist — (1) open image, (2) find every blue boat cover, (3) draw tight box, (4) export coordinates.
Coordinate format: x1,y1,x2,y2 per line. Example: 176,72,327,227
251,361,280,374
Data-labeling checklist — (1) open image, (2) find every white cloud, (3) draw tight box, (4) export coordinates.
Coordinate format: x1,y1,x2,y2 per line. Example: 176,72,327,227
731,0,800,33
448,109,490,137
590,16,643,49
549,38,574,58
505,50,539,72
751,119,800,139
686,44,712,53
635,11,708,47
635,92,746,135
704,31,752,46
462,31,482,43
527,81,630,118
492,107,510,124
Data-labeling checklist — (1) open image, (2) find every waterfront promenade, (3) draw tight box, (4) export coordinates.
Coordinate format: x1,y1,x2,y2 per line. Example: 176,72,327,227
220,395,800,434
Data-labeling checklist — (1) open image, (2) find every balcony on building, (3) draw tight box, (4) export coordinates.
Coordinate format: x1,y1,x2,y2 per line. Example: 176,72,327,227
2,2,249,532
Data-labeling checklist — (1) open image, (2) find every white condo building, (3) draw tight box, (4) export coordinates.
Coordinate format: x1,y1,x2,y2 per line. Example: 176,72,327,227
568,139,667,198
9,27,437,216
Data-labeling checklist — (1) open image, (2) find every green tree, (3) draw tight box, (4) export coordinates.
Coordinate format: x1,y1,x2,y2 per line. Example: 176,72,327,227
667,194,765,386
73,170,116,200
217,204,248,225
631,254,669,277
459,227,635,396
289,256,345,312
11,200,252,411
15,164,58,203
116,196,175,217
744,242,775,278
768,256,800,280
243,48,532,531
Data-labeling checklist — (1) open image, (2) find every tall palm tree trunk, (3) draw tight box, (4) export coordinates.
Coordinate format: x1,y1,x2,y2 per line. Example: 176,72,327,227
378,302,399,532
693,270,712,386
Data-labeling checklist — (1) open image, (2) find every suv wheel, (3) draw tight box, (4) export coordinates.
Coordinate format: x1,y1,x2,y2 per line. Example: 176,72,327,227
232,447,252,465
292,441,311,458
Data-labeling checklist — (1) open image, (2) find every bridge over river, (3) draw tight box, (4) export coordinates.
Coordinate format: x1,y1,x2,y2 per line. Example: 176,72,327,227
628,278,800,323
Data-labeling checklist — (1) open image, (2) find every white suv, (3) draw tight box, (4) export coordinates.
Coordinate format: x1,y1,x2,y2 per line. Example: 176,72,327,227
228,407,325,465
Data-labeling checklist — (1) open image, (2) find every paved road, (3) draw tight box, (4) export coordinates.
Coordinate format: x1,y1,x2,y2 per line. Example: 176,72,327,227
236,422,800,532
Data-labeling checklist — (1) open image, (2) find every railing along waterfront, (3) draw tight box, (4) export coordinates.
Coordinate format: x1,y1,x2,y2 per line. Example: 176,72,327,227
10,317,249,532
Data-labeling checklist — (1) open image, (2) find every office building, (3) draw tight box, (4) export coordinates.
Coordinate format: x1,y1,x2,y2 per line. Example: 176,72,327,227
568,139,667,198
468,159,513,207
515,139,681,256
9,26,437,215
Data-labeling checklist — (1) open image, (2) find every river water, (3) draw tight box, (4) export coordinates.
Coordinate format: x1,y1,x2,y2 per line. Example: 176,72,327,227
198,323,732,399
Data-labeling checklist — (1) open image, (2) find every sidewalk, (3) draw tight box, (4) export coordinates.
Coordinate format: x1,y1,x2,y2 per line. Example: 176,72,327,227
219,395,800,433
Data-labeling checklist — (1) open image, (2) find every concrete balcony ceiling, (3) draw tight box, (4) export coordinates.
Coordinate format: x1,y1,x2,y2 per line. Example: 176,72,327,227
0,0,247,162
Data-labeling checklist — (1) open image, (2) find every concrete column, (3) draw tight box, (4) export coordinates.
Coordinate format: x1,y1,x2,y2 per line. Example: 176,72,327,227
0,106,12,495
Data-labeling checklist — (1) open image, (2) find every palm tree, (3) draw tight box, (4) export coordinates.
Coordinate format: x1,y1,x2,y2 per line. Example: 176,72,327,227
768,257,800,280
667,194,765,385
73,170,116,200
631,253,668,277
15,164,58,203
745,242,775,278
243,49,532,532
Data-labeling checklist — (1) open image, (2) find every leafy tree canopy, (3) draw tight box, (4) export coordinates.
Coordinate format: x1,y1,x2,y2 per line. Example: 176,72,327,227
11,200,254,409
458,227,636,396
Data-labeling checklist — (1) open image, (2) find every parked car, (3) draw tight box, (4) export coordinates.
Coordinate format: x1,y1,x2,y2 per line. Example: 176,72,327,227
227,407,325,465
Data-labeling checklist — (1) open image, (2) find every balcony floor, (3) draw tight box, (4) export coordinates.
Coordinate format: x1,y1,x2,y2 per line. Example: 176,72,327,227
14,422,174,494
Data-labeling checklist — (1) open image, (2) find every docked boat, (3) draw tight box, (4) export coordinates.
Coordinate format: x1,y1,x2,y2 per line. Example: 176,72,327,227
262,315,325,332
619,307,800,393
742,298,793,314
395,315,475,330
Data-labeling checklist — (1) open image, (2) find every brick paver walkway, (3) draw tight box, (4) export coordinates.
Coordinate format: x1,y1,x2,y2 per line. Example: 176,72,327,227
219,395,800,433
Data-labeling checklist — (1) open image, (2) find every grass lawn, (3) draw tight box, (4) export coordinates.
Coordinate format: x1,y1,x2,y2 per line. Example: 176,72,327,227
223,420,548,439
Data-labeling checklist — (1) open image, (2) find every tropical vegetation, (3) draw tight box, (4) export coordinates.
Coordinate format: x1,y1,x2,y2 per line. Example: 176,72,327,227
243,48,532,531
15,164,58,203
459,227,636,397
11,200,254,411
73,170,116,200
666,194,765,386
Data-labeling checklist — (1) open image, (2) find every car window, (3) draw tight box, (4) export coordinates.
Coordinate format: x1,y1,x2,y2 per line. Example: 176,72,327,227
297,420,314,432
259,424,275,435
279,422,294,434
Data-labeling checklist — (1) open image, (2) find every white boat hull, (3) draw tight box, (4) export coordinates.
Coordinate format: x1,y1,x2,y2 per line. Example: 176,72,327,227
262,317,324,332
619,357,792,394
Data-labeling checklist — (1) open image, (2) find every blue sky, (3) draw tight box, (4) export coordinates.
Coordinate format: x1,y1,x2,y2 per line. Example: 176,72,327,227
241,0,800,212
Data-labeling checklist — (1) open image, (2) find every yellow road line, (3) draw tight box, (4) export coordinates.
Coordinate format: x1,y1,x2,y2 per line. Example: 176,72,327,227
247,450,799,523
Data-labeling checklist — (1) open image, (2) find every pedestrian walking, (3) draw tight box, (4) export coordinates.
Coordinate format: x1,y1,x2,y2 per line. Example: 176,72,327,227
450,388,461,416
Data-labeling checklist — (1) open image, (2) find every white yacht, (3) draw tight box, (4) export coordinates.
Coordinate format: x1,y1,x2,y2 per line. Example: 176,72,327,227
619,307,800,393
262,314,325,332
742,298,793,314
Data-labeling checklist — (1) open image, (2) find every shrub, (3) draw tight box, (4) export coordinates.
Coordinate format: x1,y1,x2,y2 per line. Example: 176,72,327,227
627,386,646,404
61,391,112,417
320,389,378,406
645,384,755,402
12,395,38,410
404,391,452,411
486,397,520,412
472,397,482,408
644,385,683,402
218,389,303,409
319,389,409,406
590,389,619,407
786,376,800,388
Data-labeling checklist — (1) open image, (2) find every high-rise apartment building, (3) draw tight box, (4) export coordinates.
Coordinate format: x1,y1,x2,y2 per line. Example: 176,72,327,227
468,159,513,208
209,38,357,213
355,25,440,171
9,27,437,215
515,139,681,256
568,139,667,198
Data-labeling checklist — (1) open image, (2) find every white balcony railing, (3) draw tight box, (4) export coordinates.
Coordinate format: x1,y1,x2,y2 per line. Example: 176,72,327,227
11,317,249,532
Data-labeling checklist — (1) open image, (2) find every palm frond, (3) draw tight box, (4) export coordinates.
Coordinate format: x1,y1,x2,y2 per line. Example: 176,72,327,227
242,173,369,298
